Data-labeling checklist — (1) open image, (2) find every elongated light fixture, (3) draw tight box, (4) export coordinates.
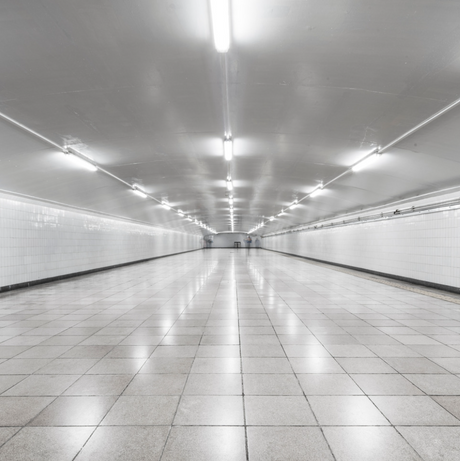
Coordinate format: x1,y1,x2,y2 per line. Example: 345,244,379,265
226,177,233,191
63,150,97,172
224,138,233,161
210,0,230,53
162,201,171,210
310,183,324,198
352,152,381,172
132,186,147,198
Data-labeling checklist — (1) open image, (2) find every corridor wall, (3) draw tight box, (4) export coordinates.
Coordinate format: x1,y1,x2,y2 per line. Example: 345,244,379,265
263,190,460,291
207,233,262,248
0,191,202,291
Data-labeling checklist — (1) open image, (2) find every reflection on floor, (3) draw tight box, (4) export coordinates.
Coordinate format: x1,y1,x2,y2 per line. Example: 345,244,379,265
0,248,459,460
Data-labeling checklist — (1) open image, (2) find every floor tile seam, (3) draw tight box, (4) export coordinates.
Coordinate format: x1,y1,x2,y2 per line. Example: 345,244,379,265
236,278,252,461
69,425,100,461
0,427,24,453
392,423,456,461
0,374,29,396
377,356,453,376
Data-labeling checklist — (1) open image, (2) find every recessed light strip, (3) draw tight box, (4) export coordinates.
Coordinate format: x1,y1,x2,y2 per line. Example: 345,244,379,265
209,0,230,53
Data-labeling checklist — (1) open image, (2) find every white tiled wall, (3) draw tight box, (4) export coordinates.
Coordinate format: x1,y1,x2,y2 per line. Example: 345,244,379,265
0,192,202,288
263,193,460,289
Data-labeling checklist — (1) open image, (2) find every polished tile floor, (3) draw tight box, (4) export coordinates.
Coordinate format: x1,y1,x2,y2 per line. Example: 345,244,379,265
1,249,460,460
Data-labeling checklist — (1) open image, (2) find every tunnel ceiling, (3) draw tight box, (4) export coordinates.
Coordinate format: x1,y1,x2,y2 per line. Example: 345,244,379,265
1,0,460,235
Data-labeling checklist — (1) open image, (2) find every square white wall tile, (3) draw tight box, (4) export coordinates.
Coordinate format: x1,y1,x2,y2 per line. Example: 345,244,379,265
264,192,460,289
0,192,201,288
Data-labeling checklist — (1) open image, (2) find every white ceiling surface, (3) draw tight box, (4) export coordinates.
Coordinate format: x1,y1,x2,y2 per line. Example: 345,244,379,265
1,1,460,234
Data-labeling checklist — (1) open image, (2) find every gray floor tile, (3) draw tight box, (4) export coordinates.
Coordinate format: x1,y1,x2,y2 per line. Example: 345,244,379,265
0,427,20,446
184,373,242,395
323,426,422,461
60,345,114,359
123,373,187,395
247,427,334,461
0,427,93,461
161,426,246,461
432,396,460,419
289,357,345,374
242,358,292,373
196,345,241,357
139,357,194,373
173,395,244,425
337,357,397,373
397,427,460,461
430,357,460,373
245,396,316,425
3,375,78,396
35,359,99,374
351,374,424,395
370,396,460,425
241,344,285,357
325,345,376,357
404,374,460,395
0,359,52,374
298,374,364,395
104,345,155,358
283,345,331,357
86,358,146,374
383,357,450,374
191,357,241,373
75,426,169,461
30,396,117,426
308,396,390,425
243,373,302,395
0,375,26,394
102,395,179,425
0,396,54,425
64,374,133,395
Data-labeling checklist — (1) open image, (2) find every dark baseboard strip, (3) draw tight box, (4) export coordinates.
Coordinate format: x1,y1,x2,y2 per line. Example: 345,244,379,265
264,248,460,295
0,248,202,294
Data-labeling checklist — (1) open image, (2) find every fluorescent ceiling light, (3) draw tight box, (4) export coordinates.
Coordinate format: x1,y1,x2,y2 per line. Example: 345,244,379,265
226,178,233,191
228,197,234,205
224,138,233,161
352,152,380,172
289,201,298,209
63,152,97,172
310,184,323,198
162,202,171,210
132,187,147,198
210,0,230,53
269,216,275,221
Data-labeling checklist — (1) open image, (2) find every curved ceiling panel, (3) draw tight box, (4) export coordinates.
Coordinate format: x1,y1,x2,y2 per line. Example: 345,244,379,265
0,0,460,235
